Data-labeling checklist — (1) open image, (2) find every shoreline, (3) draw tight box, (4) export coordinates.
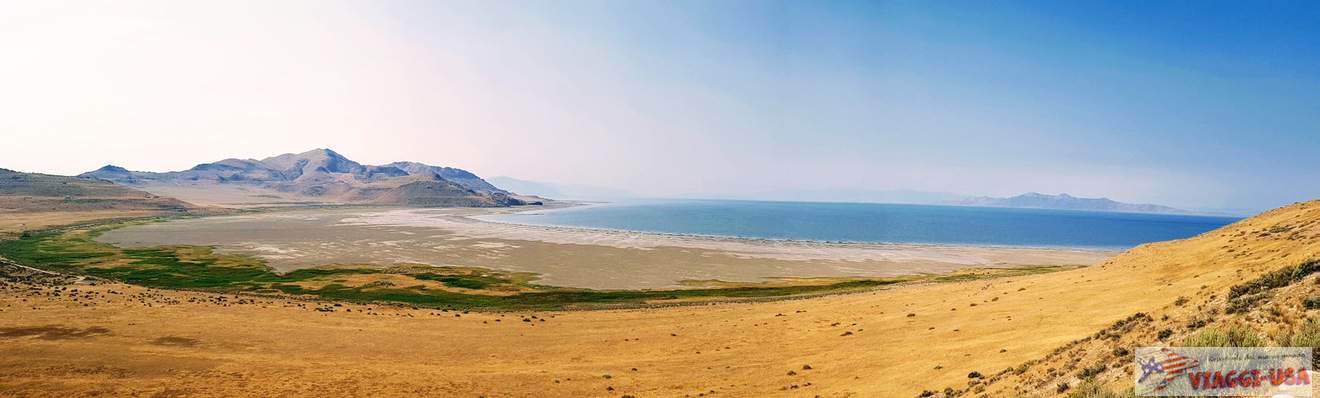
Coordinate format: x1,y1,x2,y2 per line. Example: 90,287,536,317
95,205,1117,289
339,206,1117,267
471,202,1129,253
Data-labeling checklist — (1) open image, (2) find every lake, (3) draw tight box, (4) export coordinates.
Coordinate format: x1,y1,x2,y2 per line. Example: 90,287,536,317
486,200,1239,250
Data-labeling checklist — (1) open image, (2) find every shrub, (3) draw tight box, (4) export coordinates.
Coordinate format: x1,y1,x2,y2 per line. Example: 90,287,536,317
1182,324,1266,347
1065,379,1136,398
1013,360,1036,375
1228,259,1320,300
1078,363,1107,378
1226,291,1272,314
1273,319,1320,368
1304,297,1320,310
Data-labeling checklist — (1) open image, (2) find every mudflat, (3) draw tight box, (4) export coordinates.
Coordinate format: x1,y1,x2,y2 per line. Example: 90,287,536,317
95,206,1113,289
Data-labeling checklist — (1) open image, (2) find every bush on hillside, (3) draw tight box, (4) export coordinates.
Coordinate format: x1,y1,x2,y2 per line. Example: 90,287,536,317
1182,324,1266,347
1273,318,1320,368
1303,297,1320,310
1065,379,1136,398
1229,259,1320,300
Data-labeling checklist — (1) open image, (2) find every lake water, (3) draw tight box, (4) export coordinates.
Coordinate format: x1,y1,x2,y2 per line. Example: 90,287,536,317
487,200,1240,250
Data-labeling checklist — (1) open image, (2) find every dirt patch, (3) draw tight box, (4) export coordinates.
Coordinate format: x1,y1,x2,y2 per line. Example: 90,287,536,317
150,336,199,347
0,325,110,340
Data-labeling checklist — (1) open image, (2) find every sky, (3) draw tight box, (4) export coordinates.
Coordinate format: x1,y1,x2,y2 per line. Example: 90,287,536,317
2,1,1318,213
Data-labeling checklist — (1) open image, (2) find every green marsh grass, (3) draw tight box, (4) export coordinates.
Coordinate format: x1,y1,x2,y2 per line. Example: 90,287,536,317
0,220,1068,311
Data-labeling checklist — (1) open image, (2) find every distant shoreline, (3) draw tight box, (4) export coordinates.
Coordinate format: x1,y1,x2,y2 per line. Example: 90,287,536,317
470,203,1127,253
409,206,1120,264
555,196,1246,217
96,206,1119,289
468,199,1231,252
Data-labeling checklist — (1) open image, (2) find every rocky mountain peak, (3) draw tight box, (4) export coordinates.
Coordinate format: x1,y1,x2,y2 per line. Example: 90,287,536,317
93,165,130,173
75,149,524,207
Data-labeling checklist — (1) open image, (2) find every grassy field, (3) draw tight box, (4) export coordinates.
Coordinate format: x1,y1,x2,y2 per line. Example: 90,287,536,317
0,219,1069,311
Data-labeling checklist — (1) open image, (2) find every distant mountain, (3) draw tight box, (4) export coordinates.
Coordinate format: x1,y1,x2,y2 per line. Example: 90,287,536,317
724,188,965,205
954,192,1192,214
80,149,526,208
487,177,562,198
487,176,633,201
383,162,505,194
1,168,194,212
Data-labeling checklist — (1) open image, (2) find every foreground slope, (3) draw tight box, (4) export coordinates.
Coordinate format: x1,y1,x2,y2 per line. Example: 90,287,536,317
0,200,1315,396
946,201,1320,397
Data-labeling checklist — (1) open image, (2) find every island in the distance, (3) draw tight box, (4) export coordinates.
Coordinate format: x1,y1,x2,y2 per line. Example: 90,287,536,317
953,192,1195,215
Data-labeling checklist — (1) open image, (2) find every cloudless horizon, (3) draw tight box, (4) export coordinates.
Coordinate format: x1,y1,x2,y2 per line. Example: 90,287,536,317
3,1,1318,213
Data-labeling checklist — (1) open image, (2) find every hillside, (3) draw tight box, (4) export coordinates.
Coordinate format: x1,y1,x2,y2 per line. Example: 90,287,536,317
0,168,196,237
956,192,1193,215
1,198,1316,396
79,149,527,207
935,200,1320,397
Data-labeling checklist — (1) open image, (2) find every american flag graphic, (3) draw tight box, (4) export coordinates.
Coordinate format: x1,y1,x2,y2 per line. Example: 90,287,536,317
1152,348,1200,390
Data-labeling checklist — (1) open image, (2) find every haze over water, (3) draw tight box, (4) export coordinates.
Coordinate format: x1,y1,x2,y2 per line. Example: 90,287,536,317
490,200,1240,250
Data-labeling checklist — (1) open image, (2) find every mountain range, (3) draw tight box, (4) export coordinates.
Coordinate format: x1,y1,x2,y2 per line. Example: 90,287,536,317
66,148,1198,214
953,192,1193,214
683,188,1203,215
79,149,531,207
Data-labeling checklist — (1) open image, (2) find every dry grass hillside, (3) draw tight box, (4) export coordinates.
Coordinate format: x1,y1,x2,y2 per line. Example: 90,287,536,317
943,200,1320,397
0,168,196,238
1,200,1316,397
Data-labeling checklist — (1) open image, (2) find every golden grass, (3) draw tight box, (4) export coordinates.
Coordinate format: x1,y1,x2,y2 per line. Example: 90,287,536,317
3,201,1319,396
0,210,167,237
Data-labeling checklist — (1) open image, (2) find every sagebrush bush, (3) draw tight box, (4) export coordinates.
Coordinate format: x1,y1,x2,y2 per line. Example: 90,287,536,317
1229,259,1320,299
1182,324,1266,347
1303,296,1320,310
1065,379,1136,398
1273,318,1320,368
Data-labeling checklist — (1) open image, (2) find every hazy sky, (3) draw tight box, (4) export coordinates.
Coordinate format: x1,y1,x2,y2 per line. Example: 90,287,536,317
3,1,1318,212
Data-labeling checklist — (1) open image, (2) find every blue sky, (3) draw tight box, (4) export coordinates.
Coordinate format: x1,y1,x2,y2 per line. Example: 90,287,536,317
2,1,1318,212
